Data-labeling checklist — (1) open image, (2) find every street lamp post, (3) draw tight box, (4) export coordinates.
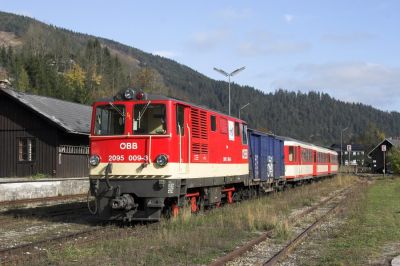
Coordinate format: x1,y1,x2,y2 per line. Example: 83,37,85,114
213,66,246,116
341,127,348,166
239,103,250,119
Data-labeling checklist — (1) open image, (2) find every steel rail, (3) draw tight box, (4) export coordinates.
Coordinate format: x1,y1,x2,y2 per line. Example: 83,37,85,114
208,186,353,266
0,194,86,207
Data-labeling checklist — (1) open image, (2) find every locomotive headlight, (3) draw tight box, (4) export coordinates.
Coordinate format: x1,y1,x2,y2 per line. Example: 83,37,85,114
89,155,100,166
155,154,168,167
124,88,135,100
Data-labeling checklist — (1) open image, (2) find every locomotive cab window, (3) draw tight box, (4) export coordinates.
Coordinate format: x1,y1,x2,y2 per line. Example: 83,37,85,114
134,103,167,135
94,104,125,135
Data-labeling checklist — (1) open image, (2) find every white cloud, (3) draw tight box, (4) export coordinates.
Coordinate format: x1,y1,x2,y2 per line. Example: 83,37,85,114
321,32,377,44
218,7,252,20
152,50,178,59
284,14,294,23
238,31,311,56
271,62,400,111
13,10,33,18
188,29,230,52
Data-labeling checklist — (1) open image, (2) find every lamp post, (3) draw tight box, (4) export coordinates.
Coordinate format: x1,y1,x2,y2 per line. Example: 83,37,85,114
213,66,246,116
341,127,348,166
239,102,250,119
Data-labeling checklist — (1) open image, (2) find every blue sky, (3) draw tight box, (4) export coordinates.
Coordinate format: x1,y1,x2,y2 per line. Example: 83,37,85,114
1,0,399,111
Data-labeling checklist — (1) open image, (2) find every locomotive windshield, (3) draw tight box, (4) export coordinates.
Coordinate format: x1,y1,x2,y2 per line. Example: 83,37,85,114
133,104,167,135
94,104,125,135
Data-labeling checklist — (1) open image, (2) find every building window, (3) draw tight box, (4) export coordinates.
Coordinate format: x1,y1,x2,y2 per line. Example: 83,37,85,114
18,138,36,162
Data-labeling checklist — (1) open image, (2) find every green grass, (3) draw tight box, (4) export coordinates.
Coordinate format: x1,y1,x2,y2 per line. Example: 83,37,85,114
316,177,400,265
33,175,355,266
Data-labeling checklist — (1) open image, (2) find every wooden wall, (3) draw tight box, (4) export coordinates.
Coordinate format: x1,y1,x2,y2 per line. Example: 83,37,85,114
0,92,89,177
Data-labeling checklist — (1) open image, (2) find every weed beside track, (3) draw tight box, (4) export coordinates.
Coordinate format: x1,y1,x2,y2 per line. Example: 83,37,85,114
32,175,356,265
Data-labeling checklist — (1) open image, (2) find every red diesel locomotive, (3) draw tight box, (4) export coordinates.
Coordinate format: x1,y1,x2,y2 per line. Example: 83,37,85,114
88,89,250,221
88,88,338,221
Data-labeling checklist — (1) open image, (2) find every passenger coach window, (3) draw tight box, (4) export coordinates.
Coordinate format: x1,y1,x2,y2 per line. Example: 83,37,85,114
134,104,166,135
234,122,240,136
94,104,125,135
288,146,295,162
211,115,216,131
176,105,185,136
241,124,248,145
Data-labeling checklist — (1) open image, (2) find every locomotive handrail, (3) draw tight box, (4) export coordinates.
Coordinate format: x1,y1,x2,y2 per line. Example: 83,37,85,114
178,125,182,172
148,135,152,164
187,123,191,169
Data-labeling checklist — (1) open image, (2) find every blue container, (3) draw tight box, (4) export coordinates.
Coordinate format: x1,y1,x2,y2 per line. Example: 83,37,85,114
248,129,284,181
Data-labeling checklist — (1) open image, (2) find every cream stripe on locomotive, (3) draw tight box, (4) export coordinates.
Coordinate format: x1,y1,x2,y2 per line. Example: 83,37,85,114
90,162,249,179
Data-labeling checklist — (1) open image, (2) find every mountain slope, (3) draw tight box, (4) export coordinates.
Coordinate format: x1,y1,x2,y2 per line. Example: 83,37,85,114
0,11,398,146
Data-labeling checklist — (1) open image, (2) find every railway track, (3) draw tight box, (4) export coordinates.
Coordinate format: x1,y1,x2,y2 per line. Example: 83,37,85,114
0,226,106,265
209,185,354,266
0,219,146,265
0,194,87,208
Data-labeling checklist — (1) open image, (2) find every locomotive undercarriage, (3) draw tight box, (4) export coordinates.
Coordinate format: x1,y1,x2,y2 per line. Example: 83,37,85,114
88,174,273,222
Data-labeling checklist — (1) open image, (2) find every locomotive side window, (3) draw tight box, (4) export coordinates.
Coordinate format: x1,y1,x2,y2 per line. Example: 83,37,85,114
210,115,216,131
220,118,228,134
234,122,240,136
94,104,125,135
176,105,185,136
241,124,248,145
134,104,166,135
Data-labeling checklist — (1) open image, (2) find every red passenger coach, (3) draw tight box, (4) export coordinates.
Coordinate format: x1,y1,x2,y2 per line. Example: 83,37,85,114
283,138,338,182
88,89,249,221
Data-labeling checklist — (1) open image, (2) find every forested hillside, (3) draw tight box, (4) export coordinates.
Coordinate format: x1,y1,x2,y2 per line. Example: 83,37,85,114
0,11,398,146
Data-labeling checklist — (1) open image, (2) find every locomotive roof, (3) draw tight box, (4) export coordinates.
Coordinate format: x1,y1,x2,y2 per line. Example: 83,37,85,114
1,87,92,135
96,92,245,123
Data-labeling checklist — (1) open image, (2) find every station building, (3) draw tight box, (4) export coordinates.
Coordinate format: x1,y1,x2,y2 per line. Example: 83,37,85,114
330,143,366,166
368,138,400,173
0,86,91,178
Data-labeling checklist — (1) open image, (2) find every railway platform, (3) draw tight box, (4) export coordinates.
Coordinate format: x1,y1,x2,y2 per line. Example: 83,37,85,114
0,177,89,203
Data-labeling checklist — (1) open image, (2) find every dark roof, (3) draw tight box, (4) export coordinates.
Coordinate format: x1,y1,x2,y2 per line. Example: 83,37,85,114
330,143,365,151
368,138,400,156
1,87,92,135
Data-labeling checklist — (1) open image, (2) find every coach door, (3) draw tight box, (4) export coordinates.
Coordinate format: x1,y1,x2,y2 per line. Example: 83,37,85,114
313,151,317,176
176,104,189,173
328,154,331,174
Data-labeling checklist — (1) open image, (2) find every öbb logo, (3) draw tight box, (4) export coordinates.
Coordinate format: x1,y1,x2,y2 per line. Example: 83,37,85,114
120,142,138,150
